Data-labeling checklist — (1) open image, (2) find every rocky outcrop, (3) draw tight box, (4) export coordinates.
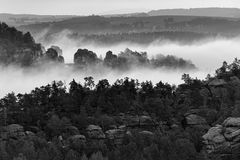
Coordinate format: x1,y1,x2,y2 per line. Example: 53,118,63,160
74,49,99,67
6,124,25,139
67,135,86,149
184,112,209,131
185,114,207,125
203,117,240,158
63,126,80,137
44,47,64,63
86,125,106,139
105,126,127,145
118,114,156,128
208,79,227,87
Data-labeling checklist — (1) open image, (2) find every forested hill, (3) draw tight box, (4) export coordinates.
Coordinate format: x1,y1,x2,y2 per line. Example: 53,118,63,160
0,22,65,66
0,13,76,27
1,59,240,159
104,8,240,18
18,15,240,45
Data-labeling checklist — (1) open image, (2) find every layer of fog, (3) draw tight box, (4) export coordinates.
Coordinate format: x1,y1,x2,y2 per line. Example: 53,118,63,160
0,65,206,98
46,35,240,73
1,31,240,97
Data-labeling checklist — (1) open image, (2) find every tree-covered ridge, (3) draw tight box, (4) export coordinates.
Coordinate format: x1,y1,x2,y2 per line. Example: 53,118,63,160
19,15,240,46
1,59,240,159
69,31,216,46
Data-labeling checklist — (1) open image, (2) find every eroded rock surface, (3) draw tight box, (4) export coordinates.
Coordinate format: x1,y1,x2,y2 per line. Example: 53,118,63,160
203,117,240,157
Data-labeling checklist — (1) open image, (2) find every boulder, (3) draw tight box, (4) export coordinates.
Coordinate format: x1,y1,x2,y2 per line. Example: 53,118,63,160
120,114,155,127
139,130,154,136
203,125,225,144
222,117,240,127
25,131,35,137
86,125,105,139
69,135,86,141
6,124,25,139
125,116,139,126
185,114,207,126
105,128,126,145
87,125,102,131
203,117,240,155
203,125,230,154
139,116,155,126
208,79,226,87
64,126,80,136
224,127,240,141
105,129,125,140
68,135,86,148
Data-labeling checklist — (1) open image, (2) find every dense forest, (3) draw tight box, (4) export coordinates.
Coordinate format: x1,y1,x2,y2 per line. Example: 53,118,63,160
1,58,240,160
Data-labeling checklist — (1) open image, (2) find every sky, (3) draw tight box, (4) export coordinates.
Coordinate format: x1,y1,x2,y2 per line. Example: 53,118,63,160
0,0,240,15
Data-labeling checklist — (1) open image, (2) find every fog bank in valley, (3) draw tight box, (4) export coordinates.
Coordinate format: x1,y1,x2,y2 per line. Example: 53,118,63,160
1,34,240,97
38,30,240,71
48,35,240,72
0,64,206,98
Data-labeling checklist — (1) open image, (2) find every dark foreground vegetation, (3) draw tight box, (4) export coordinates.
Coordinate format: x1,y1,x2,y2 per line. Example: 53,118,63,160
1,58,240,160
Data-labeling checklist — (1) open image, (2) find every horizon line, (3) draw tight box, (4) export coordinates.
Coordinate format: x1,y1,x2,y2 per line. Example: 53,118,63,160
1,7,240,16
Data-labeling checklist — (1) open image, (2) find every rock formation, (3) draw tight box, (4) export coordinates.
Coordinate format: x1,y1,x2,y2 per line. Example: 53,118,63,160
203,117,240,159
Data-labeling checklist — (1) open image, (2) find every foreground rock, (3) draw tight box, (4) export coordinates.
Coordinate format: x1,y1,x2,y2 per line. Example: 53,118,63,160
203,117,240,159
86,125,106,139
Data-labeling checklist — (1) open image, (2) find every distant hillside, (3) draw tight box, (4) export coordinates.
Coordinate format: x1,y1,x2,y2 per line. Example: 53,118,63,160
148,8,240,18
18,15,198,35
17,15,240,45
0,13,76,26
3,8,240,28
69,31,217,46
103,12,149,17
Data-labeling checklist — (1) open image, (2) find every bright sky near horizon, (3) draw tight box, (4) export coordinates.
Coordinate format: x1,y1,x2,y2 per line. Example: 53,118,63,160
0,0,240,15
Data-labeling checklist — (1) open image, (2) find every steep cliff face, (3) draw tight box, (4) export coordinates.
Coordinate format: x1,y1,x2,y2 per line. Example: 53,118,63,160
0,22,43,66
